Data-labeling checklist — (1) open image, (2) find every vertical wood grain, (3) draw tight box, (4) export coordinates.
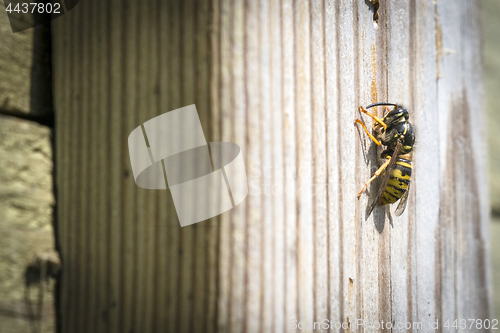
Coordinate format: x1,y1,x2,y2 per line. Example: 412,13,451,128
260,0,273,329
52,0,490,332
435,0,461,329
337,0,357,330
281,0,298,330
96,1,109,331
357,1,379,330
387,0,411,329
207,1,221,333
295,0,314,327
324,0,341,328
87,0,100,330
311,0,328,331
79,1,90,331
244,0,262,331
156,1,170,330
120,1,139,332
269,2,285,332
413,0,440,330
166,1,181,331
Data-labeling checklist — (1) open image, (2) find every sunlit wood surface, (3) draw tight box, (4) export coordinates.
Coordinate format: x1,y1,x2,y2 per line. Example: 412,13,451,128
52,0,490,332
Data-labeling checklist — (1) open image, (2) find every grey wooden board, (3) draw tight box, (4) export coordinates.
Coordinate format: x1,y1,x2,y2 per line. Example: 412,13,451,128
52,0,490,332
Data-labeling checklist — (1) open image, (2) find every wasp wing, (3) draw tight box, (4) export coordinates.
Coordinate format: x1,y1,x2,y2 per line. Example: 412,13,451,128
394,181,410,216
367,139,402,217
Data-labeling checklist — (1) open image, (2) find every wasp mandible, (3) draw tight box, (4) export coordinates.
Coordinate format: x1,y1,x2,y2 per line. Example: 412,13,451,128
355,102,415,217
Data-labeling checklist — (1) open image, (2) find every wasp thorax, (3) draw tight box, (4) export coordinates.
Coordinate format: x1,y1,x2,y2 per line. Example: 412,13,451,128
383,121,414,154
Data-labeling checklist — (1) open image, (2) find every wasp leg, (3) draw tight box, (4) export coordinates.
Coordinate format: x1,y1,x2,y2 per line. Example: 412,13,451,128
355,119,382,146
359,106,387,130
357,158,391,199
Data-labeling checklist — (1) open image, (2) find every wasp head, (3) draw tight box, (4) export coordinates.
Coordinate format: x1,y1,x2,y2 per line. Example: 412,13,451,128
383,106,409,127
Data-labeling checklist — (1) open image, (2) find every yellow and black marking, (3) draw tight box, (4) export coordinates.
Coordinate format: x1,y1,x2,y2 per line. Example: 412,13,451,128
355,102,415,217
380,156,412,205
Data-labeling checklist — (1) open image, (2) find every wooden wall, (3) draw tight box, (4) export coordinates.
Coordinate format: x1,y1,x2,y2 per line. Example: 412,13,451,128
52,0,490,332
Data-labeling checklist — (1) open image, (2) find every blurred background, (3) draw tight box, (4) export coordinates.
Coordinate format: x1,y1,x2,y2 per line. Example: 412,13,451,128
484,0,500,321
0,0,499,332
0,6,56,333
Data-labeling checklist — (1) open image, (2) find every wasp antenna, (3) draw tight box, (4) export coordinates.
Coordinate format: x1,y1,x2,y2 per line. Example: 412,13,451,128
365,102,399,109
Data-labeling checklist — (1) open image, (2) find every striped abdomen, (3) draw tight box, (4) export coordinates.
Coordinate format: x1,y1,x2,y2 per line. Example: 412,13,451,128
380,157,412,205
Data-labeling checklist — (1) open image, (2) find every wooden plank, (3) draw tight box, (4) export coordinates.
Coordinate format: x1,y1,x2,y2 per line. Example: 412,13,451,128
142,0,156,328
295,0,314,329
192,0,211,332
155,1,170,331
243,0,262,331
50,1,490,332
133,0,147,327
107,0,124,330
78,0,90,331
207,0,221,332
462,0,491,321
96,0,110,331
120,1,139,332
87,0,100,330
0,7,33,115
387,0,411,329
227,0,246,331
178,0,196,331
374,3,393,331
259,0,274,331
53,9,69,332
216,0,232,331
281,0,298,329
357,1,380,331
67,4,81,332
412,1,440,331
139,0,158,331
165,1,181,332
268,1,286,331
324,0,342,329
337,0,357,330
310,1,328,330
434,0,462,329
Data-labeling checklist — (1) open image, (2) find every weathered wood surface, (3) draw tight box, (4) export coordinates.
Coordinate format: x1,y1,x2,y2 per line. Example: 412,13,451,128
52,0,490,332
0,9,33,115
0,9,56,333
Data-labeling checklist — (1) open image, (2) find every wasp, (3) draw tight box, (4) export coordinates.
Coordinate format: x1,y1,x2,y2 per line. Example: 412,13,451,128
355,102,415,217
